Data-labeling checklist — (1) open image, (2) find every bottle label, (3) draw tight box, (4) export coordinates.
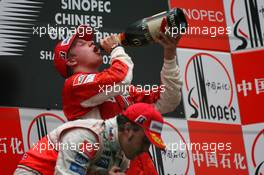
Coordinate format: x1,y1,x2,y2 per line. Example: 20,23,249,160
142,19,153,42
122,8,187,47
145,16,166,40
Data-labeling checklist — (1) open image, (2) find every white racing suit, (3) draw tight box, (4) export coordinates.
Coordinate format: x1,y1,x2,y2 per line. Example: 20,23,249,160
14,117,129,175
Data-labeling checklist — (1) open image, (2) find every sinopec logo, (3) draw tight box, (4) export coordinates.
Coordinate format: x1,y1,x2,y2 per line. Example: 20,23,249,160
27,113,65,149
252,129,264,174
231,0,264,50
183,8,224,23
150,121,190,175
184,53,238,123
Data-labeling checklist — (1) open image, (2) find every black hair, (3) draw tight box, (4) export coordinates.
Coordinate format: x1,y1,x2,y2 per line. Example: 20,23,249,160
117,115,141,132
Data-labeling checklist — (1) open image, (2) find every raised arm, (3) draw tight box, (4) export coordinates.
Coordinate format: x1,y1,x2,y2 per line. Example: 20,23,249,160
129,33,182,114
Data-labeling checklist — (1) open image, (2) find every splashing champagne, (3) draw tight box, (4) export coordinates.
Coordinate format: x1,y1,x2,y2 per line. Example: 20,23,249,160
118,8,188,47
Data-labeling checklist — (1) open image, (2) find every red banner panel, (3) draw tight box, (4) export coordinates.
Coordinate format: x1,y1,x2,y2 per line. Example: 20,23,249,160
188,121,248,174
0,108,24,174
232,49,264,125
170,0,230,51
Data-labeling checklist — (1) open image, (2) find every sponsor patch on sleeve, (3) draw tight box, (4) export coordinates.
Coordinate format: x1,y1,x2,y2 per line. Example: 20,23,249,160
69,162,86,175
75,153,89,164
73,74,96,86
94,157,110,169
79,140,98,159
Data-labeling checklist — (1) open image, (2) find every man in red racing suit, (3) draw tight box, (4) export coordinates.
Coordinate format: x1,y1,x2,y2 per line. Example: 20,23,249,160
54,25,182,175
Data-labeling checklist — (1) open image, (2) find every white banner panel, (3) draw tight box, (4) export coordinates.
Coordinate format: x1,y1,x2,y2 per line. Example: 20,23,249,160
177,48,241,124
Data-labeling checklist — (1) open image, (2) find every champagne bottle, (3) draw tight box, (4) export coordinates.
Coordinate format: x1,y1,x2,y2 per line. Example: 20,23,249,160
118,8,188,47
